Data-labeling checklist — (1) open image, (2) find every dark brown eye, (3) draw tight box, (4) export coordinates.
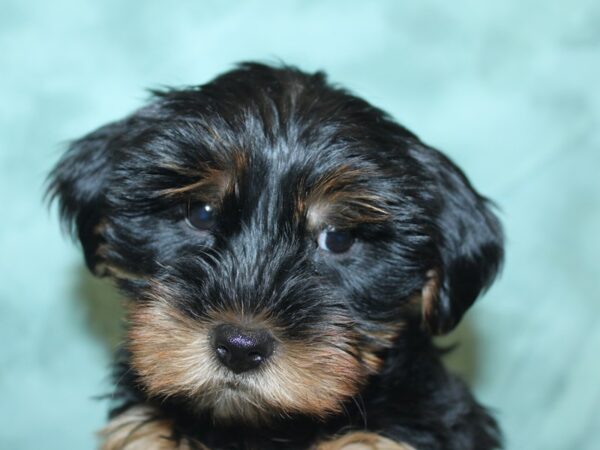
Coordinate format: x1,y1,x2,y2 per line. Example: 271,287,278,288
187,201,216,230
318,227,355,254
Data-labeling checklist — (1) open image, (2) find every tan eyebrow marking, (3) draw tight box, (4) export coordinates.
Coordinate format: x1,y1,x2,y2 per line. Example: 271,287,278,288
158,150,247,204
298,165,391,229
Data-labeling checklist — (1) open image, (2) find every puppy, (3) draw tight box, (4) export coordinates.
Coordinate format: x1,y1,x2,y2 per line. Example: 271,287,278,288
48,63,504,450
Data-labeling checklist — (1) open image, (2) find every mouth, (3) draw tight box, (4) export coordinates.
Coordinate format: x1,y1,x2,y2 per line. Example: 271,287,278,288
220,378,252,392
200,379,271,423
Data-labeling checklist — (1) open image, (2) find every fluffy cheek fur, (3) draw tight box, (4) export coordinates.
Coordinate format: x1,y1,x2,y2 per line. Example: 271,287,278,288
128,296,381,422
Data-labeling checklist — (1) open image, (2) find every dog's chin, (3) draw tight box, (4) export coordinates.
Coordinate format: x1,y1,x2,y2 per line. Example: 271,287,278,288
195,379,281,424
190,368,353,424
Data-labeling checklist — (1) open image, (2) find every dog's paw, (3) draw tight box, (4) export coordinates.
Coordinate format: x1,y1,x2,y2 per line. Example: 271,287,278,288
316,432,415,450
98,405,201,450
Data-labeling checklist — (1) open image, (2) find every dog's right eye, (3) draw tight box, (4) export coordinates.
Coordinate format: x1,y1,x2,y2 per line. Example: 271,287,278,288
187,201,216,230
317,227,355,254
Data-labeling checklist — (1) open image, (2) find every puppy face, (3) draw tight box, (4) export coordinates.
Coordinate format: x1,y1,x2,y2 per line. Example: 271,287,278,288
48,63,503,422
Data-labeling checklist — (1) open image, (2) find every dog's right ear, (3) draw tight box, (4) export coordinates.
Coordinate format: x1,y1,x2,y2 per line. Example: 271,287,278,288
409,145,504,335
47,120,129,275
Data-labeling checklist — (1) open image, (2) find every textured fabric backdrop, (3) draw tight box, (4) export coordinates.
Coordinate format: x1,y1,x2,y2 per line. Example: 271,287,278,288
1,1,599,449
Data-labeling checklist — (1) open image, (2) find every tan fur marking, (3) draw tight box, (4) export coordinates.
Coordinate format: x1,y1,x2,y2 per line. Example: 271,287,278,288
99,405,201,450
91,222,144,281
300,166,390,229
103,265,143,281
357,322,405,374
128,295,215,399
95,243,144,281
160,165,230,201
316,432,415,450
127,284,378,422
93,219,109,236
159,151,247,203
421,269,440,327
359,348,385,373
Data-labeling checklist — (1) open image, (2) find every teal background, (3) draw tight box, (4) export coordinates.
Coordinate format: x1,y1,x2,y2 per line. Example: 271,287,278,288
1,1,599,449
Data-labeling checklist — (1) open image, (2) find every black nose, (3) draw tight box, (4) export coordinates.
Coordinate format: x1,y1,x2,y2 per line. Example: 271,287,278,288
212,324,275,374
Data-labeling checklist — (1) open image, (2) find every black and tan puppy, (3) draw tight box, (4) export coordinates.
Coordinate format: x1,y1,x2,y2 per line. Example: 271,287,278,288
48,63,503,450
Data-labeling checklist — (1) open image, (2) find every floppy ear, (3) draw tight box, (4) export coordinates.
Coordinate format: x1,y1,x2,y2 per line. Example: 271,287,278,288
47,120,129,274
414,146,504,335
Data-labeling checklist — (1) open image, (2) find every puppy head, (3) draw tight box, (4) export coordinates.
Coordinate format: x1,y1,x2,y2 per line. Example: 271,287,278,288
48,63,503,422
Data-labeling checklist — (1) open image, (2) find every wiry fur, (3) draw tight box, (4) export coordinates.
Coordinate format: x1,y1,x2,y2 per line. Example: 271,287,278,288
48,62,504,449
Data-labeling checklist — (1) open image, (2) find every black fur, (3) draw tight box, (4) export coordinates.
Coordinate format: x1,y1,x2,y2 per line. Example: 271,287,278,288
48,63,503,449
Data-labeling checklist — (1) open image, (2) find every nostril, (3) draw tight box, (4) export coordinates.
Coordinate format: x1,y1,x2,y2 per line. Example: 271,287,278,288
212,324,275,374
248,351,264,364
215,345,229,360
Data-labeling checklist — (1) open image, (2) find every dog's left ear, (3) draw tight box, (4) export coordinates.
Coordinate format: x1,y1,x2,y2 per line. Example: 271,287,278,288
412,145,504,335
47,119,132,274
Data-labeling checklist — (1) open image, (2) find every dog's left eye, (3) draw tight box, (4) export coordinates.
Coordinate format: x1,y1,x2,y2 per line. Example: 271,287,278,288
187,201,216,230
318,227,355,254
